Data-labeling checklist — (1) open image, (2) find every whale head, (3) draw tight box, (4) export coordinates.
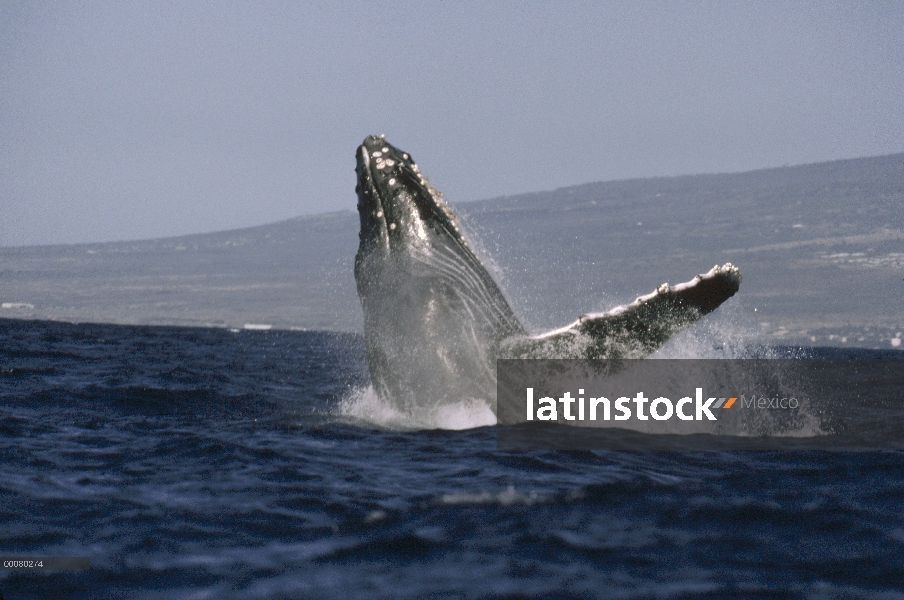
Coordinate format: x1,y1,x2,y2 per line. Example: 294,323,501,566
354,135,462,268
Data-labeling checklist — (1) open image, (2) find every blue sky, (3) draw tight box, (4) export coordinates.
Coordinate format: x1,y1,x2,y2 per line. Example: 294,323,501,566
2,1,902,246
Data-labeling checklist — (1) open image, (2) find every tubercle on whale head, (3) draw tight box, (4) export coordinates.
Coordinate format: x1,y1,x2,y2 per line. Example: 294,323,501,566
354,135,462,258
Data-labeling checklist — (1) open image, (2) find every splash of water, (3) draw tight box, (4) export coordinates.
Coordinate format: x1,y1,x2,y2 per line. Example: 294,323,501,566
338,386,497,431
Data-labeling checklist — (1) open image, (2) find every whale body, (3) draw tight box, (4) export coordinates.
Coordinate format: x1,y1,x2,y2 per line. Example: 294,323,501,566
354,135,741,414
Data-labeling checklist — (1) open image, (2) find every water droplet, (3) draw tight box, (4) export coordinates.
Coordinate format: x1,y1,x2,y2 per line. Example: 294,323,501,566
389,223,396,230
375,210,383,218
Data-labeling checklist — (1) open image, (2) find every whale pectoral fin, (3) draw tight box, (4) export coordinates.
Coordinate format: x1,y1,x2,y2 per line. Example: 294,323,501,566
500,263,741,360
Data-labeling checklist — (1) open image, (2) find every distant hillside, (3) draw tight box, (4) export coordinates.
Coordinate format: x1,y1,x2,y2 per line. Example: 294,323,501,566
2,153,902,348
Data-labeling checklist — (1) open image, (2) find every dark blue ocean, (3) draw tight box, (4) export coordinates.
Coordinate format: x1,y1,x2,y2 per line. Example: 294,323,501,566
2,317,904,599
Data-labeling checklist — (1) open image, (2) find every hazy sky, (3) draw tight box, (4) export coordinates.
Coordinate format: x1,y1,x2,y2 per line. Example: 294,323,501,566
2,1,902,247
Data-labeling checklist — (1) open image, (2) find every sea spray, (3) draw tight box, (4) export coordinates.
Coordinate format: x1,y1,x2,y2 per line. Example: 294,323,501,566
338,386,496,431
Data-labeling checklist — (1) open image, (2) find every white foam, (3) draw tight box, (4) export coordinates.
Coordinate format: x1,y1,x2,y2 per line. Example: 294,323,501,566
440,486,542,506
434,400,496,430
338,386,496,431
337,386,410,429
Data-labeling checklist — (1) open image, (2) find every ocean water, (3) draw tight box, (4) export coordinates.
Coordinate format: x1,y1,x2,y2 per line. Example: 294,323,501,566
1,317,903,599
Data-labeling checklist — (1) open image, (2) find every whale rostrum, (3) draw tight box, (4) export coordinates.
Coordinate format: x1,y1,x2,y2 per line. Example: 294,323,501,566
354,135,741,414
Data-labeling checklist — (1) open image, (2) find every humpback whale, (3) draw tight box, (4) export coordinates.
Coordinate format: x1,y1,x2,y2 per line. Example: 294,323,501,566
354,135,740,414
